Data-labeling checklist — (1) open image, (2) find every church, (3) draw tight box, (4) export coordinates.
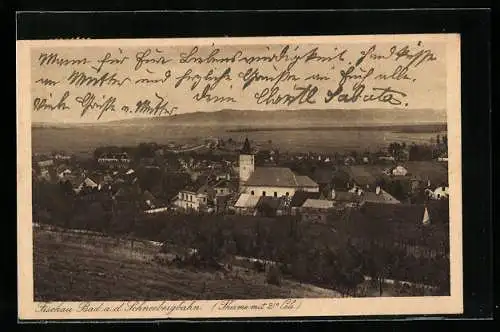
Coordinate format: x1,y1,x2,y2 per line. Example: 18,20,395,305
238,138,319,198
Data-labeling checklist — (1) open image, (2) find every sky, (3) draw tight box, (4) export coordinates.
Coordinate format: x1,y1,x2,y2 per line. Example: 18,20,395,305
27,36,449,124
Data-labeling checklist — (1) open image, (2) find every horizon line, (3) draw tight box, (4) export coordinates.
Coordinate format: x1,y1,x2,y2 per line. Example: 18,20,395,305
32,108,447,125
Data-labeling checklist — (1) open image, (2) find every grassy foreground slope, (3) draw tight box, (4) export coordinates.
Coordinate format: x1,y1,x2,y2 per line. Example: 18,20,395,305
33,228,341,301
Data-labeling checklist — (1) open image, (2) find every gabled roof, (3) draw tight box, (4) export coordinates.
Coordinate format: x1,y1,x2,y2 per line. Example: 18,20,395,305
361,189,401,204
333,191,361,203
180,183,215,197
82,177,98,188
245,167,319,188
290,191,321,207
234,193,261,208
196,184,216,197
346,166,377,186
245,167,297,187
213,179,236,191
302,199,334,209
295,175,319,188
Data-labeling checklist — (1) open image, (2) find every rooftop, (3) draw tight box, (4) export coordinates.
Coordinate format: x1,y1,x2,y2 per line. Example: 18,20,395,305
361,189,401,204
234,193,261,208
296,175,320,188
302,199,335,209
245,167,318,188
290,191,321,207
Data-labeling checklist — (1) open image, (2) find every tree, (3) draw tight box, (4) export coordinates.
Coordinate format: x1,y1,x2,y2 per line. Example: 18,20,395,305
362,243,393,296
266,265,282,286
59,180,74,197
290,254,309,284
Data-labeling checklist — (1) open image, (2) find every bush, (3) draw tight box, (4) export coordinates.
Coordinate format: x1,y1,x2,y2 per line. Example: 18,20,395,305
266,265,282,286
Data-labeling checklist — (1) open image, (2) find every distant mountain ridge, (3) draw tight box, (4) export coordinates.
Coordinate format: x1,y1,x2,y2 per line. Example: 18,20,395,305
33,109,447,128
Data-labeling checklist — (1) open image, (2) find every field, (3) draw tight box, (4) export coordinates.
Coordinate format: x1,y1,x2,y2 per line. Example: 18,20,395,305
33,227,343,301
32,124,447,155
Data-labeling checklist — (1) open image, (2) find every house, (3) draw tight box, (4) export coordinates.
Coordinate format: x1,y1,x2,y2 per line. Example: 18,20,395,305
242,166,319,197
212,179,237,196
97,152,131,169
347,165,377,189
239,138,319,197
38,169,52,181
174,184,215,212
255,196,287,217
53,153,72,161
392,165,409,176
348,185,365,196
233,193,261,215
141,190,159,210
58,168,72,181
74,177,99,194
344,156,356,166
378,155,395,161
360,186,401,205
215,172,231,181
213,194,231,213
330,189,362,207
300,199,335,223
289,191,321,215
37,159,54,168
425,186,449,200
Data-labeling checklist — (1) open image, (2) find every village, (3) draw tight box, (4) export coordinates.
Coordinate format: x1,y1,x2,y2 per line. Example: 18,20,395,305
32,134,450,297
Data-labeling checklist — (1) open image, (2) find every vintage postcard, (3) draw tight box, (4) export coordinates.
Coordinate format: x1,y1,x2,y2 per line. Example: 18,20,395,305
17,34,462,320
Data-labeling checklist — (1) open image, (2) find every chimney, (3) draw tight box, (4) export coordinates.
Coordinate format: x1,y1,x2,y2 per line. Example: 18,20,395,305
376,186,381,195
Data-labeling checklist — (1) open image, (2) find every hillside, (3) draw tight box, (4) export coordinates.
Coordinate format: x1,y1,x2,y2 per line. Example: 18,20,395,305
33,109,447,128
34,227,342,301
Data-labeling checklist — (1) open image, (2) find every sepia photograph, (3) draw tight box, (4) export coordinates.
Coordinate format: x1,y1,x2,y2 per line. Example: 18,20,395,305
17,34,462,319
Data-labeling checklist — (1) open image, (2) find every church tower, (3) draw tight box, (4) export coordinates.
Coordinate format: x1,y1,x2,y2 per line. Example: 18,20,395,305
239,138,254,190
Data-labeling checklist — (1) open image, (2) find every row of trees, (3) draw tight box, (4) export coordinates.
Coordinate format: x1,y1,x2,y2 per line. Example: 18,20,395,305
34,177,449,297
135,214,449,296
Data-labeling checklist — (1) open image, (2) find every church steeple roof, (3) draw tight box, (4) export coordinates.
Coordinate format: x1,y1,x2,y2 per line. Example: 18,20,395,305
241,138,252,154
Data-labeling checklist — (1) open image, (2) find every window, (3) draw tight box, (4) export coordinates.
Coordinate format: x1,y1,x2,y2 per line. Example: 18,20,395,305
262,191,266,196
251,191,254,195
274,192,277,197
